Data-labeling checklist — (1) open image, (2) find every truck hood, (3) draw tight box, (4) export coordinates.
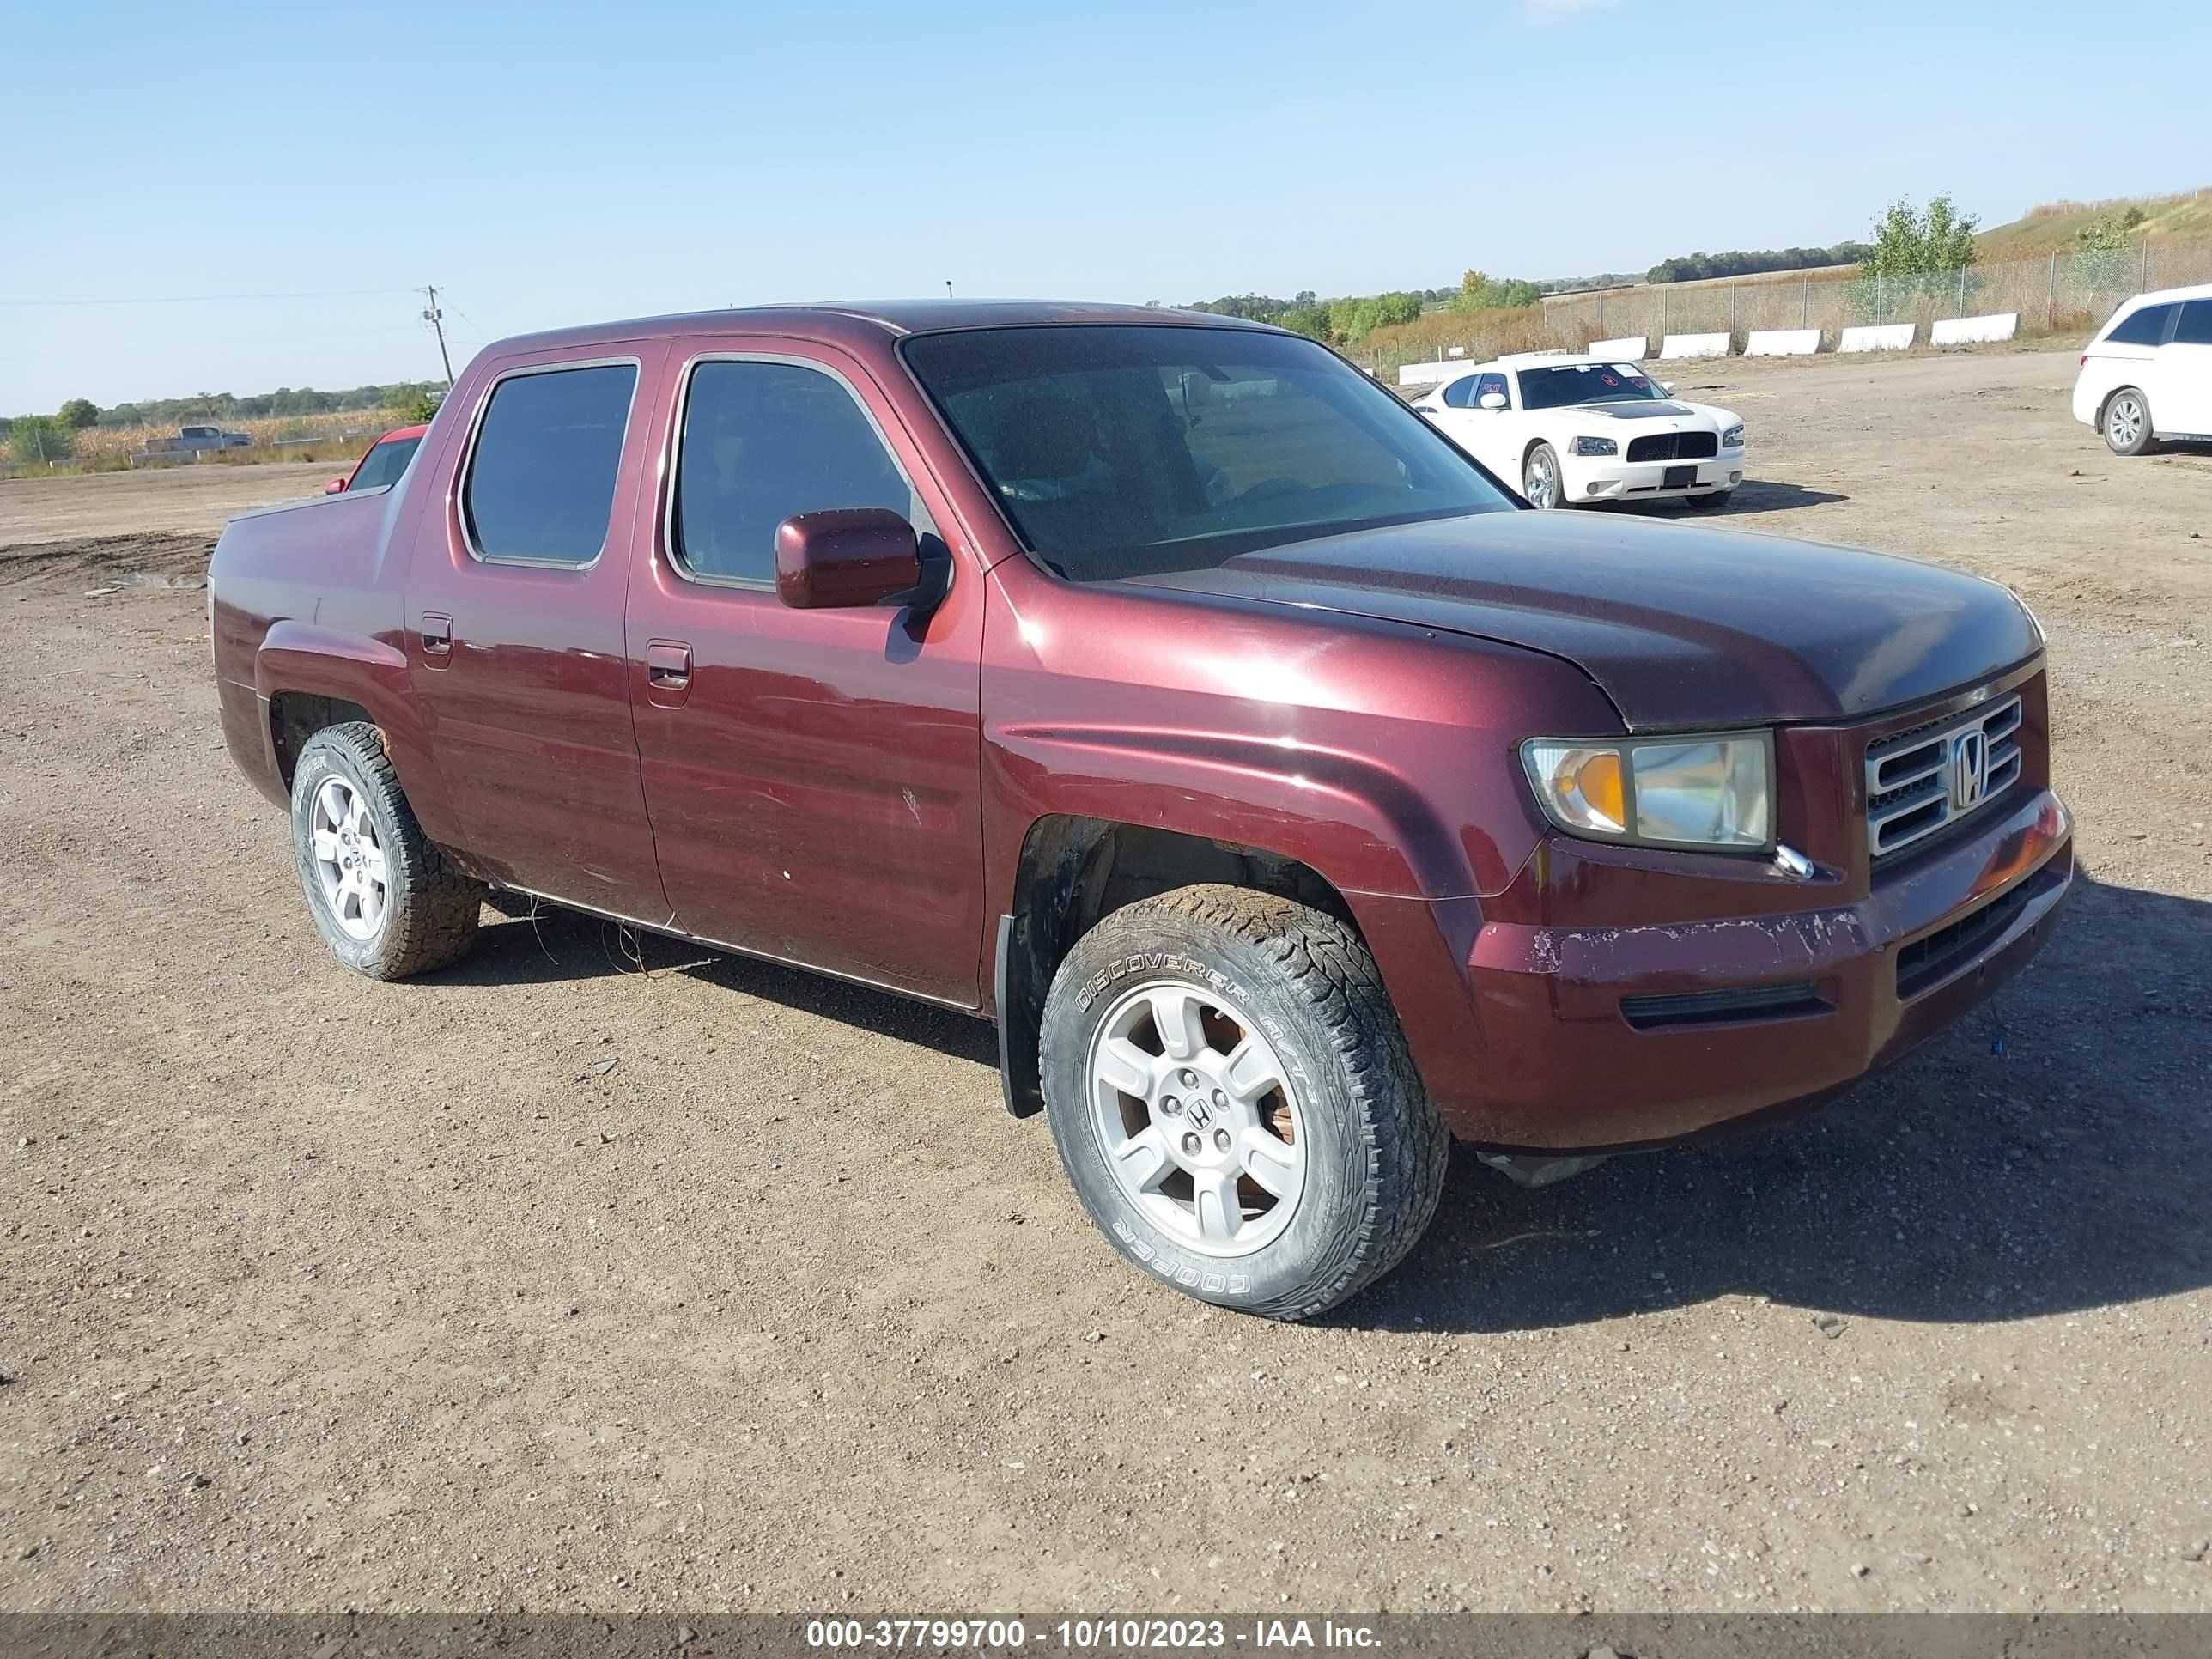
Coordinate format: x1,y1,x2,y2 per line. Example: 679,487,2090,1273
1116,511,2039,730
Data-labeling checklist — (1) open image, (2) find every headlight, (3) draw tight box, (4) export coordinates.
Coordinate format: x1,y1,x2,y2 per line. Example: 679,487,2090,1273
1722,423,1746,449
1522,732,1774,850
1571,435,1617,457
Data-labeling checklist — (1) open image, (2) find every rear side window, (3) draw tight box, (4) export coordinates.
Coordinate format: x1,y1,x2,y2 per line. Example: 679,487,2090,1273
2174,300,2212,345
351,435,420,493
1440,375,1477,408
672,360,926,586
2104,303,2175,348
463,363,638,564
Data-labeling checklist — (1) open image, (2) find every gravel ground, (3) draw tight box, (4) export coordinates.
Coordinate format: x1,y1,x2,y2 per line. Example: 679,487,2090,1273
0,349,2207,1615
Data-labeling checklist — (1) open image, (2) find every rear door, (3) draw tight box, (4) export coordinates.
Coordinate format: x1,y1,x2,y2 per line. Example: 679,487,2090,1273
404,344,673,923
2166,299,2212,434
622,337,987,1006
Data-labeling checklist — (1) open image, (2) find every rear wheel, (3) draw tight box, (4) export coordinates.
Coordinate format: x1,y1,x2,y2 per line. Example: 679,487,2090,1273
1039,884,1448,1321
289,722,482,980
1522,442,1565,509
2102,388,2156,456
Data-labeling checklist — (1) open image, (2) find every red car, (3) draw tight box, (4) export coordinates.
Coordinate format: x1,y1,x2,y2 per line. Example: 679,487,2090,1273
323,423,428,495
209,302,2071,1320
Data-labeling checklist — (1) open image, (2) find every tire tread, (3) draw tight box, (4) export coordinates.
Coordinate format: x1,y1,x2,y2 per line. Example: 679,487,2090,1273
1045,884,1448,1321
295,722,480,980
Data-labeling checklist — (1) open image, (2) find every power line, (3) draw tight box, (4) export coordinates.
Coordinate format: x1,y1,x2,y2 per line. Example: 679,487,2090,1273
0,286,417,308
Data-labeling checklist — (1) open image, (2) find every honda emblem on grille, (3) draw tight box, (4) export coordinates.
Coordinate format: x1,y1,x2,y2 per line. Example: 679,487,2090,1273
1948,729,1990,811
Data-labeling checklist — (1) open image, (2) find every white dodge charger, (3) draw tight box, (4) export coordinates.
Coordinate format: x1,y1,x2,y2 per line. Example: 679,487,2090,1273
1412,353,1746,510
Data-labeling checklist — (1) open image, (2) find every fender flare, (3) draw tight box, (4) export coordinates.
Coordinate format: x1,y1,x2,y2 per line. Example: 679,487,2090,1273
253,623,455,842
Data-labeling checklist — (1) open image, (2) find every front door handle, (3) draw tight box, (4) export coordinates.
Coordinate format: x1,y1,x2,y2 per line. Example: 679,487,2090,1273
645,640,692,708
420,612,453,664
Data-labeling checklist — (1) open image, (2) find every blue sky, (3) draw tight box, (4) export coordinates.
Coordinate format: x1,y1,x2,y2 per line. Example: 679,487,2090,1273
3,0,2207,411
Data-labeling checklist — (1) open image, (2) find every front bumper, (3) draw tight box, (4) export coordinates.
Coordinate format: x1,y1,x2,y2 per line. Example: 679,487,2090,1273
1565,446,1745,503
1368,787,2073,1152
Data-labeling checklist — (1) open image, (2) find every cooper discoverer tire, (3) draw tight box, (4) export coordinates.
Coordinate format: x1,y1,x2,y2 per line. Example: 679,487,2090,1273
1039,884,1448,1321
289,722,482,981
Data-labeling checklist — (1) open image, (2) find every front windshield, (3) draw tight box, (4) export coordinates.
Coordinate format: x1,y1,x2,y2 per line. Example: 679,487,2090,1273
902,325,1515,581
1517,362,1666,410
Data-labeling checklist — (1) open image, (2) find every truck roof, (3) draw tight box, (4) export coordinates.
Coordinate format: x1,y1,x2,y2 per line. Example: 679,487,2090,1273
482,299,1279,358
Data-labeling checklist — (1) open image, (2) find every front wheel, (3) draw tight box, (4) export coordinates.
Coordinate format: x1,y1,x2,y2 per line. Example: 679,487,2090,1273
1039,885,1449,1321
2102,388,2156,456
1522,442,1565,509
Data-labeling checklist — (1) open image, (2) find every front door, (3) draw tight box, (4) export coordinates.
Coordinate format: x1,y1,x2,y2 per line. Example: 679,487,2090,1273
1434,370,1516,479
404,344,673,924
623,339,987,1006
2167,298,2212,434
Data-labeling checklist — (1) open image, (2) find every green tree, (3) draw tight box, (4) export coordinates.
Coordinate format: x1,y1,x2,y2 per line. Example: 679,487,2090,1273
9,416,74,465
2067,206,2147,312
1452,271,1541,313
1862,193,1979,279
1848,193,1980,320
57,398,100,429
398,390,439,423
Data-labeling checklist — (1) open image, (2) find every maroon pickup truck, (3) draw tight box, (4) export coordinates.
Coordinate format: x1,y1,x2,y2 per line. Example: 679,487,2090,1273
210,301,2073,1319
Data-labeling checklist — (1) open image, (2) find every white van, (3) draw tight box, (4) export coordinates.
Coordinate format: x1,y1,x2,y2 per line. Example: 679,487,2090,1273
2072,283,2212,454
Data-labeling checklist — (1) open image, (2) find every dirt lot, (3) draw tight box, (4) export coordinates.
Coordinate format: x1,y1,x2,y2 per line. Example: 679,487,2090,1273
1,350,2207,1616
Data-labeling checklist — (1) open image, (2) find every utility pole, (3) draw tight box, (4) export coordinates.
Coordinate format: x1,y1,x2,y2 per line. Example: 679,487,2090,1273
945,280,953,301
421,285,455,386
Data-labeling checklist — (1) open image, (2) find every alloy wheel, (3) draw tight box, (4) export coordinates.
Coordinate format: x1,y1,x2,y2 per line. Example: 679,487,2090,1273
1086,979,1307,1257
1524,449,1558,507
2106,394,2145,450
309,775,389,941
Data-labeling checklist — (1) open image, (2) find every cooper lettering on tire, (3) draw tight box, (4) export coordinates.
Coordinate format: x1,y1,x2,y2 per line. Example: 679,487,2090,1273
288,722,483,981
1039,884,1447,1321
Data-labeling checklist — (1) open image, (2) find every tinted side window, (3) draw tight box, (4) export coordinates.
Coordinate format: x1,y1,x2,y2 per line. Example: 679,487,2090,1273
2106,303,2174,347
673,361,924,585
351,435,420,492
2174,300,2212,346
1476,373,1508,405
1440,375,1475,409
464,364,638,564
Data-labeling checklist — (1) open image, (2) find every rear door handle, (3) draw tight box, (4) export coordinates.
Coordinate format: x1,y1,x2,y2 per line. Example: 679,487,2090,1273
645,640,692,707
420,612,453,663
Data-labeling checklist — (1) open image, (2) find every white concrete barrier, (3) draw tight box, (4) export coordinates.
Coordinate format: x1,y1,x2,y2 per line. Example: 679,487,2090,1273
1931,311,2019,346
1586,335,1647,361
1745,328,1820,357
1398,362,1453,389
1659,332,1730,360
1838,323,1915,353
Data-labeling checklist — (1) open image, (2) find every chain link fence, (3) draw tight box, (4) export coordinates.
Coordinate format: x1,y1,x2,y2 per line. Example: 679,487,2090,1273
1360,234,2212,380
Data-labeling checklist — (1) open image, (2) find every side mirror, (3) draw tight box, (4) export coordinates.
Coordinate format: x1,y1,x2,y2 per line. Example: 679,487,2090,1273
324,477,346,494
1479,391,1508,410
1661,381,1677,395
775,507,922,610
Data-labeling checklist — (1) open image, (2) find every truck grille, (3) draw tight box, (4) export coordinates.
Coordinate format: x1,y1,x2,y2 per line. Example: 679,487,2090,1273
1864,694,2022,861
1626,432,1719,463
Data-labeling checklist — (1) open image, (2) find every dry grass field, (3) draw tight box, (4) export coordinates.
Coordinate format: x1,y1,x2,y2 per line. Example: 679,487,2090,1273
19,410,410,478
1,349,2208,1616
